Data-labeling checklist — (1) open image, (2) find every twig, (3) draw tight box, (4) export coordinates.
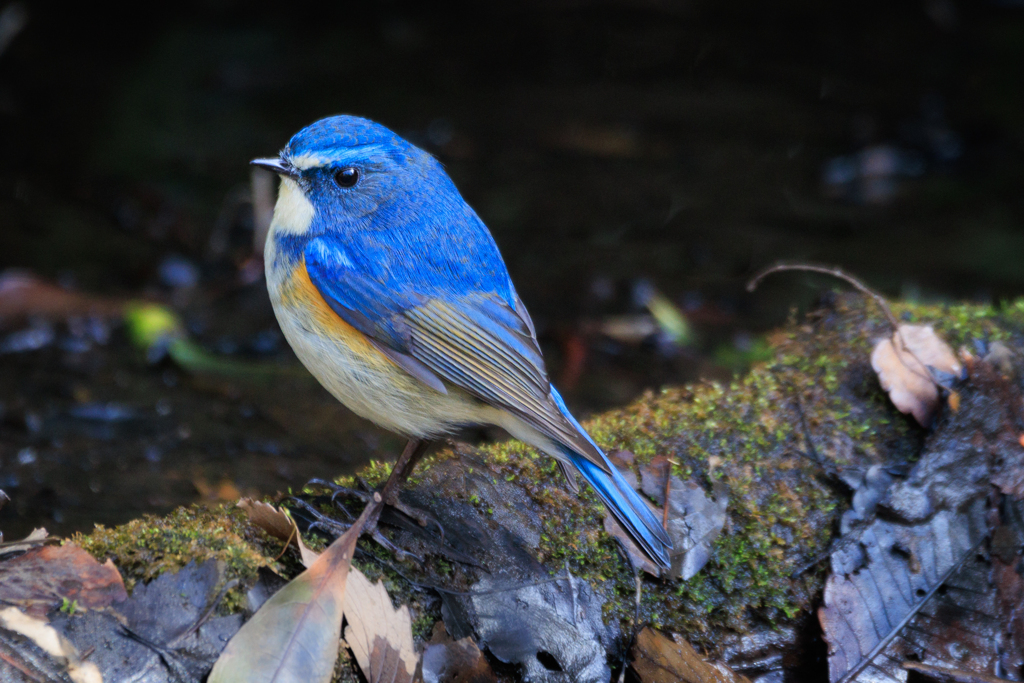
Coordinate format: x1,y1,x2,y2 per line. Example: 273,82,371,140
747,263,900,332
748,262,939,393
273,522,298,562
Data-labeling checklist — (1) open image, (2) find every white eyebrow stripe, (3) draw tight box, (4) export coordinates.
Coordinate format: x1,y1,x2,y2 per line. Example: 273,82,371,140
288,144,389,170
289,154,327,170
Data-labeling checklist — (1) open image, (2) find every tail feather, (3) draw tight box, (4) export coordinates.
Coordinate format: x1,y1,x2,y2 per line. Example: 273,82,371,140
548,388,672,569
568,451,672,569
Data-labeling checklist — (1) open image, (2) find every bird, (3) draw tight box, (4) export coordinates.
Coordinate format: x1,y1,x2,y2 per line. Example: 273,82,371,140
252,115,672,568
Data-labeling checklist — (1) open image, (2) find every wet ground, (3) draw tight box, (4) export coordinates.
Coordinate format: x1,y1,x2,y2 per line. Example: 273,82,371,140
0,0,1022,538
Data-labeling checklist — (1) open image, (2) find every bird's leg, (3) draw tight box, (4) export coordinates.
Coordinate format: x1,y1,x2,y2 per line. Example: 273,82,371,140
296,439,439,557
366,438,431,531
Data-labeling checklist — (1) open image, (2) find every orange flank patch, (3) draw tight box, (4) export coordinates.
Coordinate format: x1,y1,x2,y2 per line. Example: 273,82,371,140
281,258,380,354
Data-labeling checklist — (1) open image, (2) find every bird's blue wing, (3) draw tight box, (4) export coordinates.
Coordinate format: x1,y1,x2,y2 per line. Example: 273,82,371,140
303,235,606,467
305,235,672,568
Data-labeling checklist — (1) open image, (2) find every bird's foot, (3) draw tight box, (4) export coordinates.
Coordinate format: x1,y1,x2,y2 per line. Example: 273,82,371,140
305,477,445,543
288,497,424,563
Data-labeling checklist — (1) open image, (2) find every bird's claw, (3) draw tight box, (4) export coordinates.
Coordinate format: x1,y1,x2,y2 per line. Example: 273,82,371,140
304,478,445,542
292,486,433,562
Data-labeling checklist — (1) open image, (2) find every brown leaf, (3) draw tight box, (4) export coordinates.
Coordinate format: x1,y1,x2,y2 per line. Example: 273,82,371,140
421,622,496,683
0,527,49,559
631,627,751,683
193,477,242,502
0,271,124,321
238,498,318,567
0,607,103,683
871,324,961,426
208,501,370,683
0,544,128,618
343,567,418,683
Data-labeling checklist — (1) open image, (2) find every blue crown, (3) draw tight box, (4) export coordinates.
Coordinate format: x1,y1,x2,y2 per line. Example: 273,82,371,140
285,115,406,156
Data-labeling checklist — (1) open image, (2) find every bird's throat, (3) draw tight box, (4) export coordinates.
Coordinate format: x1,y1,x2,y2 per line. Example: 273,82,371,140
269,177,315,236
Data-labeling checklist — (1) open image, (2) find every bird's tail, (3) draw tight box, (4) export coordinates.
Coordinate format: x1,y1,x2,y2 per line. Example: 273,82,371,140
549,389,672,569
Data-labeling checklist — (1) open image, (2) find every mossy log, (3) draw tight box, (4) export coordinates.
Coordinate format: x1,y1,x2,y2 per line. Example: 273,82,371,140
72,293,1024,676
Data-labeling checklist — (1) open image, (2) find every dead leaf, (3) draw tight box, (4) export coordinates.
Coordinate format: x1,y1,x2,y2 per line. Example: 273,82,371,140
819,501,989,682
603,456,727,580
238,498,318,567
470,570,609,682
640,458,728,580
0,607,103,683
193,477,242,502
630,627,751,683
343,567,417,683
984,340,1016,377
0,527,49,558
208,501,370,683
871,324,962,426
421,622,496,683
46,560,242,683
0,271,124,321
0,544,127,617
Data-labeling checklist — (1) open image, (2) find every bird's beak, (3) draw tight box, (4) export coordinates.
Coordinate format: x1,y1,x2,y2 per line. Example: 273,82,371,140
250,157,298,179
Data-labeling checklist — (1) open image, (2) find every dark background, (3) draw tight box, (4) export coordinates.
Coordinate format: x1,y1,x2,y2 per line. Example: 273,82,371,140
0,0,1022,536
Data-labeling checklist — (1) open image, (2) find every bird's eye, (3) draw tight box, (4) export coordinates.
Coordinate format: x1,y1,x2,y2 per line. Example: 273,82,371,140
334,167,359,188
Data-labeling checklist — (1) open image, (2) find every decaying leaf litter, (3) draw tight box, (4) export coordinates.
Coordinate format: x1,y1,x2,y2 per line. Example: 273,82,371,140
4,273,1024,681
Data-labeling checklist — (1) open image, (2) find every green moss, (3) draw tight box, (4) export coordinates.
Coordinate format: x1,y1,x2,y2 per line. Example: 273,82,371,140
69,294,1024,655
72,504,280,612
416,294,1024,647
331,646,363,683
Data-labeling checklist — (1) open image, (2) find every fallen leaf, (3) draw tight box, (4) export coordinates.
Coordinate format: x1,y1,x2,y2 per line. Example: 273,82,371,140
819,500,989,682
343,568,418,683
630,627,750,683
0,607,102,683
421,622,496,683
602,457,727,580
597,314,659,343
871,324,962,426
600,456,660,574
49,560,242,683
238,498,318,567
984,340,1016,377
0,527,49,558
0,271,124,321
947,390,960,412
208,502,370,683
900,661,1014,683
640,458,728,580
0,544,127,617
193,477,242,502
470,569,610,683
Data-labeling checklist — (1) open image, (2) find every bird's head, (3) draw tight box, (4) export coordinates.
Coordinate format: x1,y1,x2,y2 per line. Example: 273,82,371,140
252,115,457,238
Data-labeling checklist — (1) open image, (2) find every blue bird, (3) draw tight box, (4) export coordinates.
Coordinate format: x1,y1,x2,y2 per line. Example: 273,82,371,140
252,115,672,568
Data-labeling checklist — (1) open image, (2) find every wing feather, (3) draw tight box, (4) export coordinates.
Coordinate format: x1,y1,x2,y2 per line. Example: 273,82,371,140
303,237,606,471
406,300,603,467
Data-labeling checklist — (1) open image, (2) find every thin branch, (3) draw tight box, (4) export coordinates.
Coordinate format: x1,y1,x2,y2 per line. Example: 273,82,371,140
748,262,941,398
747,263,900,332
